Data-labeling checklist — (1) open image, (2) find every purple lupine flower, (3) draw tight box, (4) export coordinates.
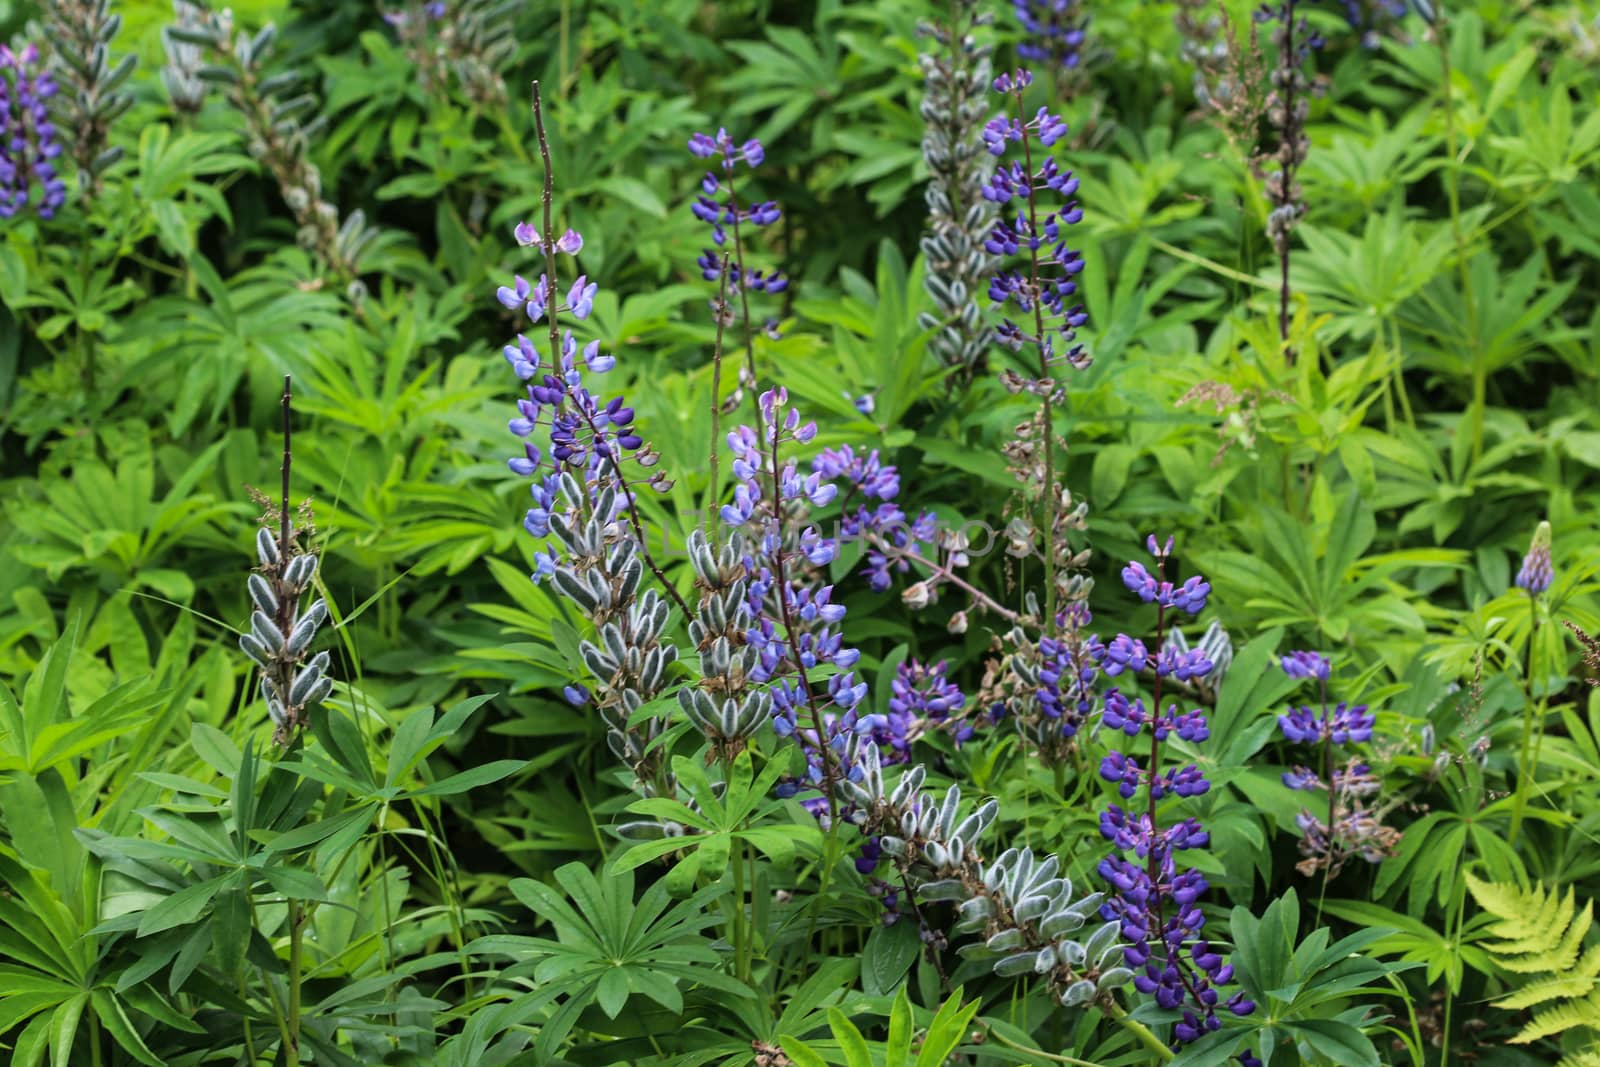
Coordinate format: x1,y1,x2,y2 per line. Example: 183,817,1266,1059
0,45,67,220
1094,544,1250,1048
686,128,787,303
1012,0,1087,71
720,389,895,822
1280,650,1331,681
982,69,1091,371
1276,652,1396,875
497,226,667,579
1277,702,1374,745
1515,521,1553,595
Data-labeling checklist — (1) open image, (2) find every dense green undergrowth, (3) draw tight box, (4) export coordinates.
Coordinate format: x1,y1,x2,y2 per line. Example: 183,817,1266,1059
2,0,1600,1064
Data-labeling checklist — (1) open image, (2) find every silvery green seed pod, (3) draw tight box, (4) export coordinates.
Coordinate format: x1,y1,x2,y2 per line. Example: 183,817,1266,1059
879,836,907,857
289,665,322,706
551,567,595,610
251,610,286,653
306,650,331,676
993,951,1038,978
985,928,1024,953
585,570,612,611
917,879,967,902
1085,920,1117,960
1014,894,1052,922
247,575,279,615
958,896,993,921
289,598,326,641
1040,910,1081,939
285,553,318,589
257,527,281,565
579,643,616,678
600,624,627,664
239,633,271,667
267,697,289,726
1060,979,1096,1007
1097,967,1133,990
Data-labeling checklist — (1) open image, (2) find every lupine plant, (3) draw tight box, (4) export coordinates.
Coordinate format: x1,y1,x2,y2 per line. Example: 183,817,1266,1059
3,2,1600,1066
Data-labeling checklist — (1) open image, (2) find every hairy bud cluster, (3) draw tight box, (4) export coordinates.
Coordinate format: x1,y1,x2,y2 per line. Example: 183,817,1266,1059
542,473,680,788
169,8,375,288
239,526,333,744
916,1,1000,383
844,743,1128,1007
682,529,772,758
39,0,134,200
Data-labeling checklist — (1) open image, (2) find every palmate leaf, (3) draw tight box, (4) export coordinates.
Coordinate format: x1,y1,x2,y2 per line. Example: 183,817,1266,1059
475,861,751,1057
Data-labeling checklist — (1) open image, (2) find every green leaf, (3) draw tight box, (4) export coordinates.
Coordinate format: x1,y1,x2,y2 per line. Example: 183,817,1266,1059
778,1037,830,1067
828,1007,875,1067
1290,1019,1380,1067
595,966,629,1018
862,918,920,996
410,759,526,797
136,878,224,936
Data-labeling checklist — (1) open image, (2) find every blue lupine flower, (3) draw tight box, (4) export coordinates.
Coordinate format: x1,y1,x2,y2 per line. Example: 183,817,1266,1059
1276,653,1397,875
1277,703,1374,745
0,45,67,220
1280,650,1331,681
1012,0,1087,71
1093,542,1252,1048
982,69,1091,371
1515,521,1553,595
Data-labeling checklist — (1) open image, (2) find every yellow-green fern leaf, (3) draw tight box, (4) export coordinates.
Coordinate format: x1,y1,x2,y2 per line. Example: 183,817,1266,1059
1494,946,1600,1010
1511,990,1600,1046
1468,873,1591,973
1558,1047,1600,1067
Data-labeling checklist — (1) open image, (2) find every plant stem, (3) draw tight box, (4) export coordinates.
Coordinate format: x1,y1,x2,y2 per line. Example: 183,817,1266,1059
723,162,762,399
1509,597,1541,845
766,408,837,821
1101,999,1174,1062
531,81,691,619
705,255,732,534
983,1024,1109,1066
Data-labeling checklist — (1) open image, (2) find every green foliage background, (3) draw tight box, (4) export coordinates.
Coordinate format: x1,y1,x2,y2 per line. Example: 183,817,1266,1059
2,0,1600,1064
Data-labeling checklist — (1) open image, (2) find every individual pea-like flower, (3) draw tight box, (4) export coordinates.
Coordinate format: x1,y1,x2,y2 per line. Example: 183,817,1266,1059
1280,649,1330,681
238,516,334,745
1515,520,1553,595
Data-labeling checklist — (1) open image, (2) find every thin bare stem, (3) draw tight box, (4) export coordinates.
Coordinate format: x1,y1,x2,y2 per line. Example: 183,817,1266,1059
723,165,762,398
705,255,732,534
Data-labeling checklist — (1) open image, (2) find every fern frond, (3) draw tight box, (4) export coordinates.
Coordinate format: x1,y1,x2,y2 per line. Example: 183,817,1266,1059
1558,1047,1600,1067
1467,872,1592,973
1497,966,1600,1017
1512,990,1600,1045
